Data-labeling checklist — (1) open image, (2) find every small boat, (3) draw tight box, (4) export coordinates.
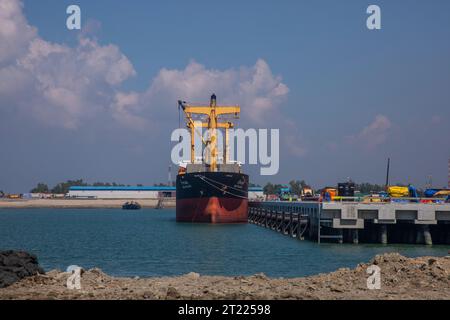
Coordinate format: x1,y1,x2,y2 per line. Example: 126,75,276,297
122,201,141,210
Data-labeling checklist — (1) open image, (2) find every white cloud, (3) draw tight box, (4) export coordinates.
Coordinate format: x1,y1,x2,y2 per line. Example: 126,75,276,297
431,115,441,124
77,38,135,86
143,59,288,123
0,0,136,129
284,135,308,158
282,119,308,158
0,0,36,66
0,0,288,131
19,36,136,128
107,59,289,132
347,115,392,151
111,92,148,130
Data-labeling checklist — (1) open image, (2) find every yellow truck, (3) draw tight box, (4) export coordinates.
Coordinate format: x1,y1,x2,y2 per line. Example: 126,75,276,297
387,186,409,198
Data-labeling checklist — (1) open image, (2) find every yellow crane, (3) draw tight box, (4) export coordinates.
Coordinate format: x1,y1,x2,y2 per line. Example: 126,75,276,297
178,94,240,172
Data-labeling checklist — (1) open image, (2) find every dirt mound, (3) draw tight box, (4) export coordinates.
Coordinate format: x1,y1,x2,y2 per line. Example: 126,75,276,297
0,253,449,300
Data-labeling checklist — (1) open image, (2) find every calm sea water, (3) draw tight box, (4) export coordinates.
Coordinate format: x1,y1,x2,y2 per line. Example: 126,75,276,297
0,208,448,278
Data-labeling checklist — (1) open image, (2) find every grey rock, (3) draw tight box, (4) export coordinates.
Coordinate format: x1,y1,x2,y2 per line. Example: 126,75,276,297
166,286,181,299
0,250,44,288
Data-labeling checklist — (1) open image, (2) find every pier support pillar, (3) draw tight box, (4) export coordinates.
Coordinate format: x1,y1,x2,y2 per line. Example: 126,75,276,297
416,226,424,244
352,230,359,244
423,225,433,246
290,215,294,237
264,210,268,228
408,228,415,244
370,228,378,243
297,220,302,240
401,227,409,243
380,225,388,244
308,218,314,239
338,229,343,244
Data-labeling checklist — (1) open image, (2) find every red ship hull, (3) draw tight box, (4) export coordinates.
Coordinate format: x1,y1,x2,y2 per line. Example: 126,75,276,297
176,172,249,223
176,197,248,223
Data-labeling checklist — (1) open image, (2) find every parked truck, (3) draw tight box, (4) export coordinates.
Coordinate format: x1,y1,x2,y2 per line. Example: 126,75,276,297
278,185,298,202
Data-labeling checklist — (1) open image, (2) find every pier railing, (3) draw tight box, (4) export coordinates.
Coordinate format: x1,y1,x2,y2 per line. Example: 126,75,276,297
332,196,448,203
252,196,449,204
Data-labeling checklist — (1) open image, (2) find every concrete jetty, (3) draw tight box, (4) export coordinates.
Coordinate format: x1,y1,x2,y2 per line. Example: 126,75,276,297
248,201,450,244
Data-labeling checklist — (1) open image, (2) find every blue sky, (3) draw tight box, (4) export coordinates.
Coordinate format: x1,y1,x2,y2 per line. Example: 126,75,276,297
1,0,449,192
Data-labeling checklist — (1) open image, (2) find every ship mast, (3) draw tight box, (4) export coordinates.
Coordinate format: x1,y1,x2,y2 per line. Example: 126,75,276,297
178,94,240,172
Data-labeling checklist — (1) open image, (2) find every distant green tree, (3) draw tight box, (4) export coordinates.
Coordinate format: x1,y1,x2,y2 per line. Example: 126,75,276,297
263,182,283,195
394,182,408,187
289,180,307,195
30,183,50,193
93,182,112,187
263,182,274,195
154,183,167,187
354,183,385,194
92,182,126,187
51,179,87,194
274,184,283,195
31,180,148,194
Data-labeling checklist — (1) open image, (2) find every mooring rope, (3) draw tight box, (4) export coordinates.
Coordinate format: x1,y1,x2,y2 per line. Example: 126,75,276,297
195,175,248,200
197,174,248,194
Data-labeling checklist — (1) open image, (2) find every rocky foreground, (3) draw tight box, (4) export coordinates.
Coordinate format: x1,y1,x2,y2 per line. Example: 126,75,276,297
0,251,44,288
0,253,449,300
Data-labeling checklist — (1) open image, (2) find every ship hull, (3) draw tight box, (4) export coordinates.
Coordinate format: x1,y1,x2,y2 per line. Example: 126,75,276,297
176,172,249,223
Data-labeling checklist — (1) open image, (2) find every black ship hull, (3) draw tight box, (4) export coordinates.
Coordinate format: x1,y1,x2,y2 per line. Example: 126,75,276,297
176,172,249,223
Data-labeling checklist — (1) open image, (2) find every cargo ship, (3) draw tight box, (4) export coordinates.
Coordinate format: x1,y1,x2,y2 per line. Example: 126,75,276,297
176,94,249,223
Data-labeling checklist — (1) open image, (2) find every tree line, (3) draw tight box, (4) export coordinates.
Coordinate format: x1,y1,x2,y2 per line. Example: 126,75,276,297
263,180,308,195
30,180,161,194
30,179,399,196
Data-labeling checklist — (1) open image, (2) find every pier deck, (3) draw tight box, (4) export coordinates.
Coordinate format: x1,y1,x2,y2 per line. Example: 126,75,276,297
248,201,450,244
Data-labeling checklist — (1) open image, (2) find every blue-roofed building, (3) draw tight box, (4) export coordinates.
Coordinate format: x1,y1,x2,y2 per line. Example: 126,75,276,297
68,186,176,199
67,186,264,200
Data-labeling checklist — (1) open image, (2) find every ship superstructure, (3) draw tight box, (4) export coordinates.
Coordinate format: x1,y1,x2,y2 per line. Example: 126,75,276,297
176,94,249,223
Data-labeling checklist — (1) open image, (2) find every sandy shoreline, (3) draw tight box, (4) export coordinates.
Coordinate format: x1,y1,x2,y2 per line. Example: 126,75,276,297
0,253,449,300
0,198,175,209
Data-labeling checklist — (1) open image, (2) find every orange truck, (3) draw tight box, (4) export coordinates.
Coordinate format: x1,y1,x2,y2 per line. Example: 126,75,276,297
321,188,337,201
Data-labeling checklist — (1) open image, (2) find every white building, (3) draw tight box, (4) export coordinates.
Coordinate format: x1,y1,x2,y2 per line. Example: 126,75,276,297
67,186,175,199
248,187,264,200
